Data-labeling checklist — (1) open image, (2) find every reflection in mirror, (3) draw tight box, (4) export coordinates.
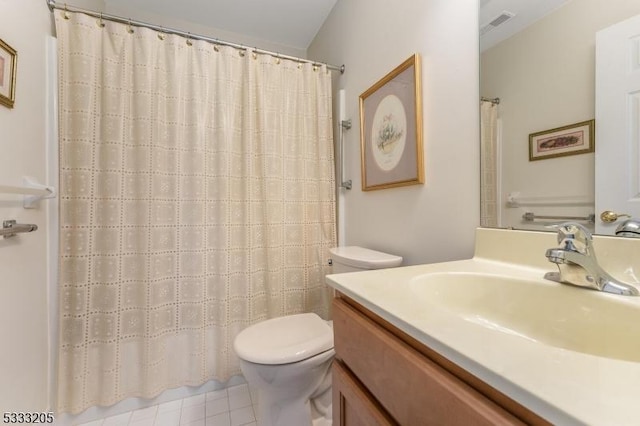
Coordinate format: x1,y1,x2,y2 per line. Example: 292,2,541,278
479,0,640,235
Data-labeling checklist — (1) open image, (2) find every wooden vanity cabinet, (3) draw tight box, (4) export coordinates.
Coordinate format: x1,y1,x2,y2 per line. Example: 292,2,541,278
332,296,550,426
332,360,397,426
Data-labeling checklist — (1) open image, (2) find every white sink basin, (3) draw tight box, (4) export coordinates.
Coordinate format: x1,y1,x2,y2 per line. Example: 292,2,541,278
409,272,640,362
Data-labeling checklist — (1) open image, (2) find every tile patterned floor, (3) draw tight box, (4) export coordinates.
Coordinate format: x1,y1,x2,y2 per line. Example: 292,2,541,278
78,384,258,426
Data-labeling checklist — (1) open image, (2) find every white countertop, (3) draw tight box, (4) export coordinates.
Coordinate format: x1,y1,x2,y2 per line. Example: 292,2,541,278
326,228,640,426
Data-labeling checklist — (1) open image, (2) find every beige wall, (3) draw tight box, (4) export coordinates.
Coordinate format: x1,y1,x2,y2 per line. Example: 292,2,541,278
0,0,52,412
481,0,640,230
309,0,480,265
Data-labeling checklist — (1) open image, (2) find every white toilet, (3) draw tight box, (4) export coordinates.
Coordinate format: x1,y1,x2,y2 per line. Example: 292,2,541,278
233,246,402,426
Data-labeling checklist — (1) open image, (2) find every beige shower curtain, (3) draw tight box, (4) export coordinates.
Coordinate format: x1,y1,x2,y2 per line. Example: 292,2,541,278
55,11,336,414
480,101,499,228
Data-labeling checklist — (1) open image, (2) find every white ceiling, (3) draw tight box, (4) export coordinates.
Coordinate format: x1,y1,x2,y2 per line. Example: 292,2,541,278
480,0,571,51
103,0,339,50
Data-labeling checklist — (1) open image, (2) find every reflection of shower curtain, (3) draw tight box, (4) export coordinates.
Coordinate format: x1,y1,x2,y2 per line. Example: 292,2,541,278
55,11,336,414
480,101,498,227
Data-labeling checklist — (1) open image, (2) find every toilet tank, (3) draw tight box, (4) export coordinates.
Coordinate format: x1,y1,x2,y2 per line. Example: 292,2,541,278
329,246,403,274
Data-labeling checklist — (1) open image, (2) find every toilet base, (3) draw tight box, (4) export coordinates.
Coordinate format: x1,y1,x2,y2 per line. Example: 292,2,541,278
255,386,332,426
310,384,332,426
246,353,334,426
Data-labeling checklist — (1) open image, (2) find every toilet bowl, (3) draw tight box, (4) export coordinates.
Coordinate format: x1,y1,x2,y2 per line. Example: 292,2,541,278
233,246,402,426
234,313,334,426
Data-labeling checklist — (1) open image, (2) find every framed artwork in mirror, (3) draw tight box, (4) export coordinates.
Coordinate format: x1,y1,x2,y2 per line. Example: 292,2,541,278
529,120,595,161
0,37,17,109
359,54,424,191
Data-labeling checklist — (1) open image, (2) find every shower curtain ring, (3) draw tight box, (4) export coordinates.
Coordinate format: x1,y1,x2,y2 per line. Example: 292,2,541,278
127,19,134,34
186,33,193,46
158,27,166,40
63,3,70,19
97,13,105,27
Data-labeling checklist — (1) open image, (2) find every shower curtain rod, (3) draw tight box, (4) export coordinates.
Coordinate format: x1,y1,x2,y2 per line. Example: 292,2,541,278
45,0,345,74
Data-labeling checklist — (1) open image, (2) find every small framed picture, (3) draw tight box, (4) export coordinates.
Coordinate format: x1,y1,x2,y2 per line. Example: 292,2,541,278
0,37,17,109
359,54,424,191
529,119,594,161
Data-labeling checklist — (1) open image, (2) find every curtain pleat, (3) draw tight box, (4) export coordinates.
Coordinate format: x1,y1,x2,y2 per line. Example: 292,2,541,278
55,11,336,414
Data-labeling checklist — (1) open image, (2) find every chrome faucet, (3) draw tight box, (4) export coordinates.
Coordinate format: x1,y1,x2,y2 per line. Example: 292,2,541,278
544,222,639,296
616,219,640,238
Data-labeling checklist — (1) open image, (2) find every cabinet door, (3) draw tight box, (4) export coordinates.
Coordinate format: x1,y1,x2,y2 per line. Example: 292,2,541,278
333,360,397,426
333,298,525,426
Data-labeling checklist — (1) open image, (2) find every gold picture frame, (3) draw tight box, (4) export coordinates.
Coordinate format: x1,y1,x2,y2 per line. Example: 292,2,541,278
359,54,424,191
529,119,595,161
0,37,17,109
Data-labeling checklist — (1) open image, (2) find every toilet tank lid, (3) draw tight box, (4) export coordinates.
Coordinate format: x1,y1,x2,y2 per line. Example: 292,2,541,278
329,246,403,269
233,313,333,365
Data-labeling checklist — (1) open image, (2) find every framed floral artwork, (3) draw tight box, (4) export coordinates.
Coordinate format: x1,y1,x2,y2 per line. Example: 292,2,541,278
0,37,17,108
359,54,424,191
529,120,595,161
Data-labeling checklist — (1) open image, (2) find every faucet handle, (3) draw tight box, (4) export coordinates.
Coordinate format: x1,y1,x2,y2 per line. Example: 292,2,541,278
556,222,592,254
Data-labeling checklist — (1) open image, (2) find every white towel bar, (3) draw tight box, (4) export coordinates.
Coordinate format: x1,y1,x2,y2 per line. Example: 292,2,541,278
0,177,56,208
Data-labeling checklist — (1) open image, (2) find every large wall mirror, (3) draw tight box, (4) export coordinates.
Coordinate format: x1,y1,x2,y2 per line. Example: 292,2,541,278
479,0,640,235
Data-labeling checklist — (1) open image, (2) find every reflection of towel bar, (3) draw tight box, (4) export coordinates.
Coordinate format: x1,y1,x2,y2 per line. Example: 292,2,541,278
506,192,593,208
522,212,595,223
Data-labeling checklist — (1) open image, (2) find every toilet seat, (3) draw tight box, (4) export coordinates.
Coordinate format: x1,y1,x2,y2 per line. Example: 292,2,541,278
234,313,333,365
